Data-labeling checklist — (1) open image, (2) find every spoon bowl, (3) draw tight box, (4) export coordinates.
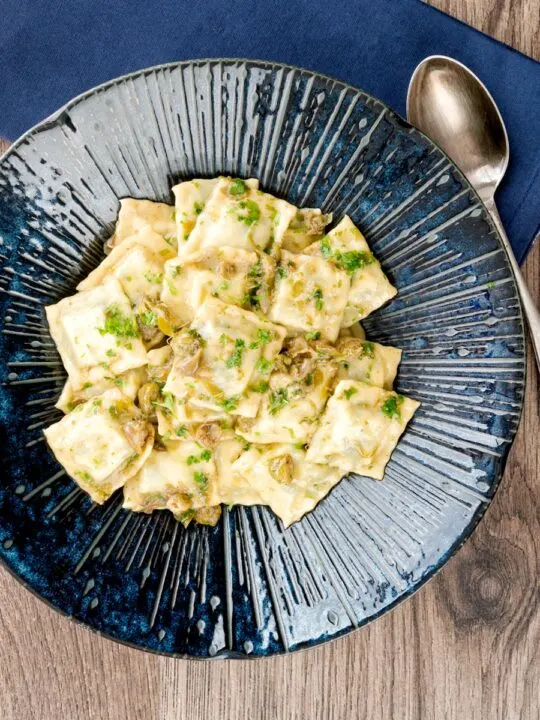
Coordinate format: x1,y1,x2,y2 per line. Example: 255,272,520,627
407,54,540,369
407,55,509,203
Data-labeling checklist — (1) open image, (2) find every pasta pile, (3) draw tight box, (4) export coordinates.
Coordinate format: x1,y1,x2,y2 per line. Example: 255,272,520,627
44,177,419,527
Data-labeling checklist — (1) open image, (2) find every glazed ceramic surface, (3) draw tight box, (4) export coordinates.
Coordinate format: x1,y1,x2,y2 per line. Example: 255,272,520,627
0,60,525,658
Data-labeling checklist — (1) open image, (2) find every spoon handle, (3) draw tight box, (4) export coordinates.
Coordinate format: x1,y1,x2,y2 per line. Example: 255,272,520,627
484,197,540,371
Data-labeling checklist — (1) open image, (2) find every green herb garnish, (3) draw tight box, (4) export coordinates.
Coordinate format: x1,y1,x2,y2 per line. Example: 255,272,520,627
237,199,261,225
144,271,163,284
139,310,157,327
320,236,332,258
268,388,289,415
175,425,188,437
249,329,273,349
360,341,375,359
256,357,273,373
99,304,140,338
305,331,321,341
217,395,240,413
381,394,404,420
335,250,374,274
251,381,269,393
225,338,246,369
343,387,358,400
312,288,324,311
229,178,248,196
276,265,287,280
193,202,204,215
193,471,208,492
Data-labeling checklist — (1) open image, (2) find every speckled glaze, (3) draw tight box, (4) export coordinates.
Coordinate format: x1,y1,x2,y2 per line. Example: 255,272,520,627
0,60,525,658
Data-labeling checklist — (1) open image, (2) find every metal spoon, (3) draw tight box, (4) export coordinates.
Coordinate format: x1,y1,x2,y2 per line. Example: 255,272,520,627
407,55,540,369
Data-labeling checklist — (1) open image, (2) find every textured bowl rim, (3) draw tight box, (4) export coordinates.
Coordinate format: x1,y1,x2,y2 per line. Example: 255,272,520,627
0,57,526,660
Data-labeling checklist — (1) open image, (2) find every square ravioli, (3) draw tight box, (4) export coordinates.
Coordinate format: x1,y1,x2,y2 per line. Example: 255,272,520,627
335,336,401,390
231,444,343,527
107,198,176,250
46,279,147,392
44,388,154,504
214,434,264,506
178,177,296,258
281,208,332,253
305,216,397,326
173,178,259,245
55,367,146,413
236,342,337,444
161,247,275,326
306,380,420,479
268,249,350,342
122,438,219,516
79,230,174,305
162,298,286,420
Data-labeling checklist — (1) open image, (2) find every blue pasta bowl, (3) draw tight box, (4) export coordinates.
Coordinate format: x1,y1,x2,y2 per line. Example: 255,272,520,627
0,59,525,658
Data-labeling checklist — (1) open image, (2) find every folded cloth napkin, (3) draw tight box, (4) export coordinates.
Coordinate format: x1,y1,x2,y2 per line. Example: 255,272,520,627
0,0,538,261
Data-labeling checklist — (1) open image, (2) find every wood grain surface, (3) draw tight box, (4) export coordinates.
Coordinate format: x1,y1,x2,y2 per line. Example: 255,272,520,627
0,2,539,718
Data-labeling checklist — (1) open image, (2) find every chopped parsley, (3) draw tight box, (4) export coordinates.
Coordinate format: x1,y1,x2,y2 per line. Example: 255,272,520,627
105,349,117,358
108,405,119,419
320,236,332,258
99,304,140,338
304,373,313,386
160,392,176,414
335,250,374,274
229,178,248,196
144,270,163,284
193,471,208,492
193,202,204,215
312,288,324,311
82,382,93,389
305,331,321,341
360,341,375,359
251,381,269,393
139,310,157,327
269,388,289,415
248,260,263,280
381,394,404,420
75,471,92,482
276,265,288,280
186,449,212,465
217,395,240,413
225,338,246,369
175,425,188,437
343,387,358,400
256,357,273,373
249,329,273,349
237,199,261,225
486,280,495,289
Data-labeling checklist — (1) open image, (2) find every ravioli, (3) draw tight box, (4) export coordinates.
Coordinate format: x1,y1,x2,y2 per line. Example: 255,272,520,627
268,250,350,342
46,279,147,393
80,224,175,295
107,198,177,250
162,298,286,421
306,380,419,479
173,178,245,245
305,216,397,325
214,435,264,506
232,444,342,527
178,177,296,258
236,341,337,444
122,437,219,516
55,367,146,413
43,176,417,528
161,247,275,326
281,208,332,253
335,337,401,390
44,388,154,504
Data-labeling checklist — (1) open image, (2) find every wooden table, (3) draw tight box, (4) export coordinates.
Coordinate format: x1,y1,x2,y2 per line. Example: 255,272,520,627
1,2,538,718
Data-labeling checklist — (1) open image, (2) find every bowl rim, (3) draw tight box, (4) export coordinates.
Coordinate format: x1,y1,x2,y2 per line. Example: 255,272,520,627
0,57,527,660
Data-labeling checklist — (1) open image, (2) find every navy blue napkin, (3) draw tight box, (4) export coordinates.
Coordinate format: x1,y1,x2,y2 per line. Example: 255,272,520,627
1,0,538,262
